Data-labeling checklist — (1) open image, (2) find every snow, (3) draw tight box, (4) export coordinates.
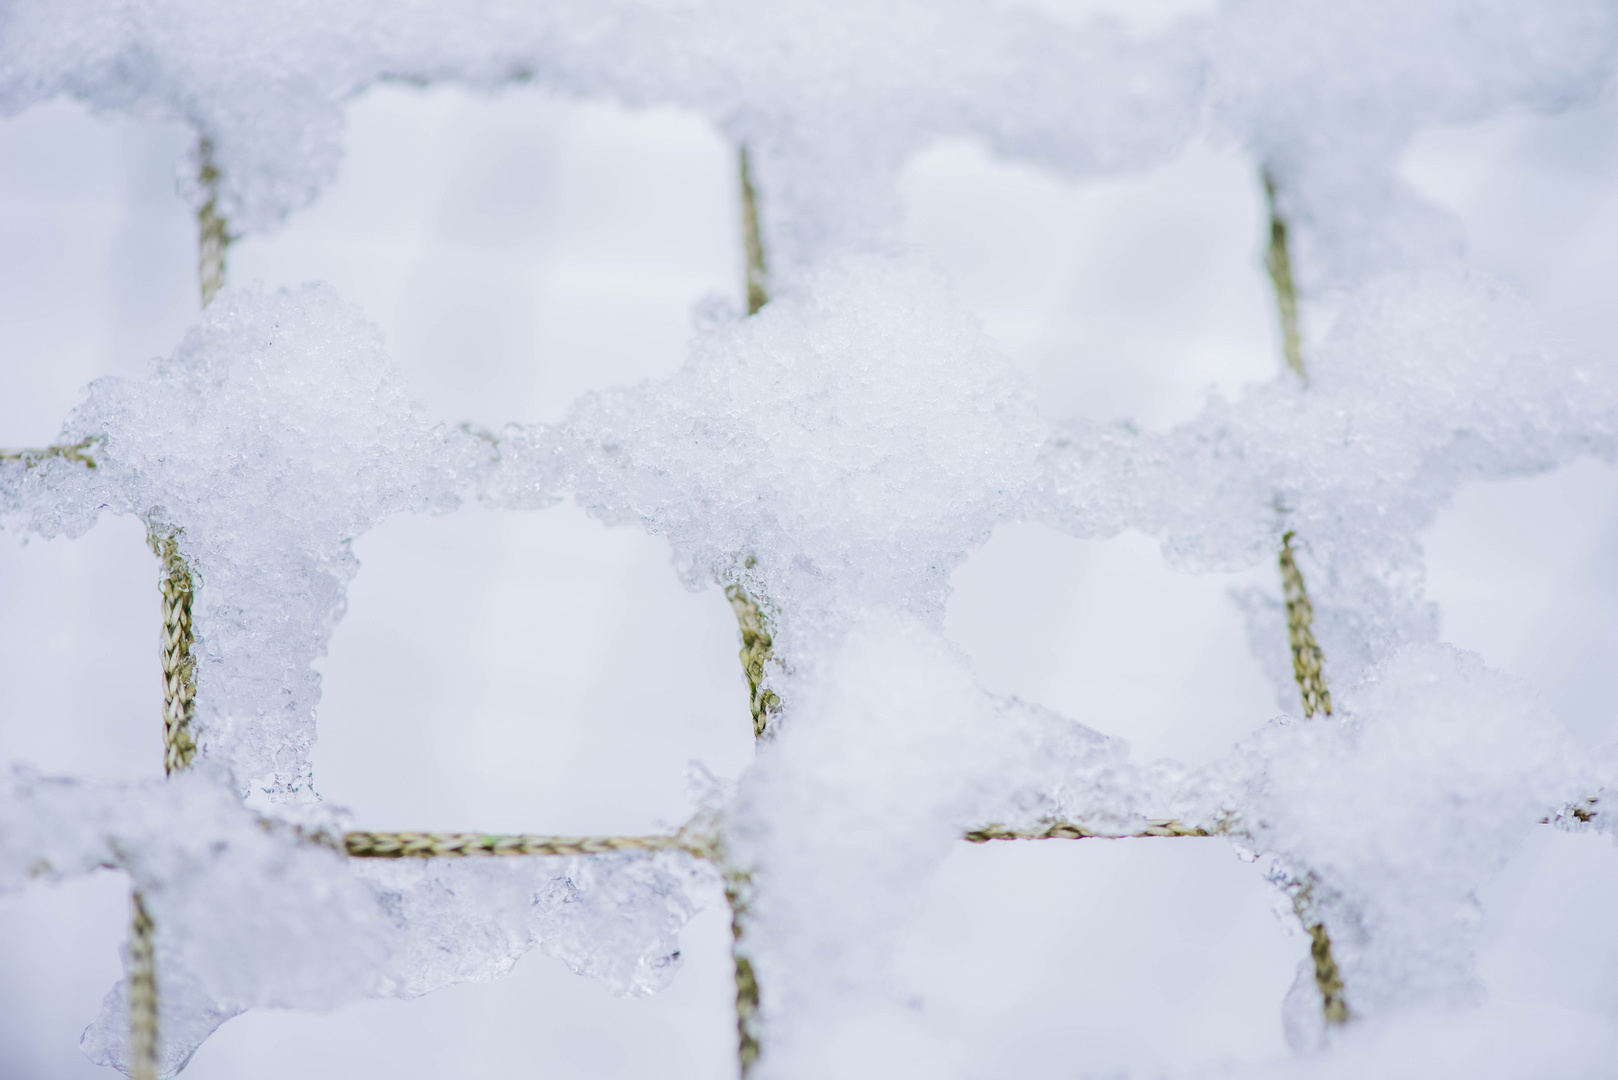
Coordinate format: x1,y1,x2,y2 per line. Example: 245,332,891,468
3,2,1618,1078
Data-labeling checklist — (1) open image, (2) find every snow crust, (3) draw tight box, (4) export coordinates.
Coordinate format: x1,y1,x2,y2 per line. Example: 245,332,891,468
4,2,1618,1078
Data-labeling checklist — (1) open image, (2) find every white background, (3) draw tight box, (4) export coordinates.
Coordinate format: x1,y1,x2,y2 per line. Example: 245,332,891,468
5,23,1618,1079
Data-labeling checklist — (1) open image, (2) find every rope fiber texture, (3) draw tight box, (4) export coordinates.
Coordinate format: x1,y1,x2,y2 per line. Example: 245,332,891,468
725,868,763,1076
1263,169,1304,382
964,819,1219,842
726,584,780,739
342,831,700,858
149,528,199,775
1262,172,1348,1027
128,891,159,1080
740,144,768,316
197,138,230,308
1279,531,1333,719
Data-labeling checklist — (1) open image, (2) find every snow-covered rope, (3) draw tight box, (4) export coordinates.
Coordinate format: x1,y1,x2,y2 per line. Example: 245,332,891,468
196,139,229,309
726,584,779,740
148,528,199,776
1279,532,1333,720
342,831,701,858
0,436,101,470
1261,179,1348,1027
1263,169,1305,382
127,891,158,1080
740,144,768,318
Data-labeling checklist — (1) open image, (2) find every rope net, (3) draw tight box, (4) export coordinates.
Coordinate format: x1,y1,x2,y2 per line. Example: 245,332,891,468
2,9,1616,1078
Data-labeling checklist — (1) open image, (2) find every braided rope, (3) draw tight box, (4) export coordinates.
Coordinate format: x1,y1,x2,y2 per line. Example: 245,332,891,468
1263,169,1304,382
340,821,1227,862
148,528,198,775
724,868,763,1076
1279,532,1333,719
964,819,1220,842
0,435,100,470
1307,921,1349,1024
197,138,230,308
1260,175,1351,1026
128,891,159,1080
740,145,769,317
1288,877,1351,1026
342,831,700,858
725,584,780,739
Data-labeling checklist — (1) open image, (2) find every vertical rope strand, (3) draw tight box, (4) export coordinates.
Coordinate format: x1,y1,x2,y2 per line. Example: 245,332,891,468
130,524,198,1073
725,870,762,1076
725,584,780,739
149,527,198,774
725,148,772,1073
1263,172,1346,1025
740,145,768,316
128,891,159,1080
197,137,229,308
1278,532,1332,719
1307,922,1350,1024
1263,169,1304,382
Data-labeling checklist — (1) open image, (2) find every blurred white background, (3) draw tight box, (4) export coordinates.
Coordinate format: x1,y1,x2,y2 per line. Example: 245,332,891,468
5,37,1618,1080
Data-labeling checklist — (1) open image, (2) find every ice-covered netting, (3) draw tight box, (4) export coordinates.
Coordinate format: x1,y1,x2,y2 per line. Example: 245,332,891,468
6,1,1616,286
486,256,1051,711
0,289,718,1078
3,284,476,799
1207,0,1618,289
0,763,710,1076
1037,271,1618,705
6,0,1618,1077
6,257,1618,1077
0,0,1197,267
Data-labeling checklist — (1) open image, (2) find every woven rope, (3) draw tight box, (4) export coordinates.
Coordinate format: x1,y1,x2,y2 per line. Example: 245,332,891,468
964,819,1219,842
725,584,780,739
740,144,768,316
1262,177,1349,1024
0,435,100,470
128,890,159,1080
1288,878,1351,1026
725,868,763,1076
148,528,198,775
1262,170,1304,382
343,831,699,858
1307,922,1350,1024
342,821,1226,860
197,138,230,308
1279,531,1333,719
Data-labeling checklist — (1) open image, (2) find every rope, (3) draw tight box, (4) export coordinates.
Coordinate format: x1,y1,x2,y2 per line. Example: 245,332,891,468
1288,878,1350,1026
964,819,1220,842
148,527,198,775
1279,532,1332,719
1260,179,1348,1025
1307,922,1350,1024
1262,169,1304,382
740,145,768,316
725,584,780,739
0,435,100,470
128,891,159,1080
725,868,763,1076
342,831,700,858
197,137,230,308
342,819,1231,862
